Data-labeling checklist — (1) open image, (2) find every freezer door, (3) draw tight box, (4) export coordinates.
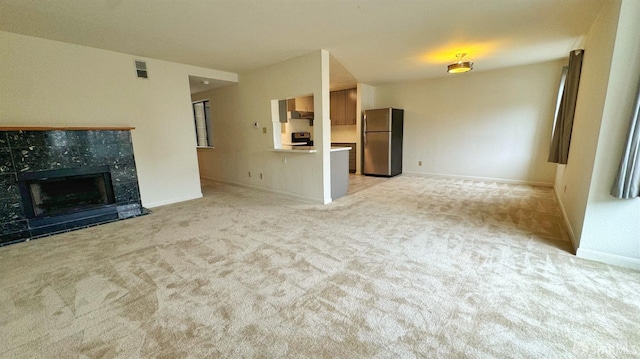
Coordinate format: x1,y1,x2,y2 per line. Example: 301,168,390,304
363,108,392,132
364,132,391,175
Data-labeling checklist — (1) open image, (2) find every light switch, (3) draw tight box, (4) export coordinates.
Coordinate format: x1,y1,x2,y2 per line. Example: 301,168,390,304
262,127,267,134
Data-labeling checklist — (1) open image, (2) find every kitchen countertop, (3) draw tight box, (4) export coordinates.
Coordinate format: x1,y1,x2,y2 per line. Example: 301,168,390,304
269,146,351,154
281,143,309,146
270,146,317,153
330,146,352,152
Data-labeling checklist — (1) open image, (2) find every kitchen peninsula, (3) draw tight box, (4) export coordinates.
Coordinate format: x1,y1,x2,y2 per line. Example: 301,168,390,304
272,94,352,201
268,146,351,200
330,146,351,200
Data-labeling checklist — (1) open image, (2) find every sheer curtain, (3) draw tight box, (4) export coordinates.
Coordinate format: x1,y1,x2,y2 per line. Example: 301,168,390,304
548,50,584,164
611,78,640,199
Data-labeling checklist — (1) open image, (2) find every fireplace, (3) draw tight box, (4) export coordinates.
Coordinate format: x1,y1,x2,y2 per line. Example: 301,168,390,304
1,128,146,245
28,175,112,216
18,166,119,236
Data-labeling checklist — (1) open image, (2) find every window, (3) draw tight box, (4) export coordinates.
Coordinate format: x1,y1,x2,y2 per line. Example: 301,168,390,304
550,66,568,141
192,100,213,147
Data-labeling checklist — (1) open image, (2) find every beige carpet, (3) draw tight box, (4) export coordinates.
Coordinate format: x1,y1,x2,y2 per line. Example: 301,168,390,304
1,174,639,358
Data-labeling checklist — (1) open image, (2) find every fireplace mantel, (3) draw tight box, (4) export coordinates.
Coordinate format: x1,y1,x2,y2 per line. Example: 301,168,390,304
0,126,135,131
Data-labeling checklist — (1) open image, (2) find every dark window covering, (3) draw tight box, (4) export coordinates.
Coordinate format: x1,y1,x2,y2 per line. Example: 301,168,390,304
548,49,584,164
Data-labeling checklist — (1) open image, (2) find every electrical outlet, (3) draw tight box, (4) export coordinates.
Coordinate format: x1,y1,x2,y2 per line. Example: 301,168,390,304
248,171,251,177
418,161,422,166
259,173,263,179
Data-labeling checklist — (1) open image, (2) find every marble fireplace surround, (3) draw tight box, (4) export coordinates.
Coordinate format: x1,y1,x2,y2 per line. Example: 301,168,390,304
0,127,147,246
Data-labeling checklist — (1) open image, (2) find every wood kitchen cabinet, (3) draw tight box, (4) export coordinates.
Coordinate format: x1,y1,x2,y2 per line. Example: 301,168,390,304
330,90,346,125
330,88,357,126
345,88,357,125
288,96,314,112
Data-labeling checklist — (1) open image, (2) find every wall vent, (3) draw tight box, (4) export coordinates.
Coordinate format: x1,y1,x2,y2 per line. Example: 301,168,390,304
134,60,148,79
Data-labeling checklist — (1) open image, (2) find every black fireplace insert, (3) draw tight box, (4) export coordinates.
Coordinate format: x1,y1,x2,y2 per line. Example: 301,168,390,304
18,165,119,234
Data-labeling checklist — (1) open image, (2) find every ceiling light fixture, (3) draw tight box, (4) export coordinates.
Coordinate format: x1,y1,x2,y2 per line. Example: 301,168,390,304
202,80,210,85
447,53,473,74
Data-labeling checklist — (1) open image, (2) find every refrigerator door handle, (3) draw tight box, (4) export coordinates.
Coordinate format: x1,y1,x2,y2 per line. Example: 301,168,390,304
363,114,367,133
363,114,367,147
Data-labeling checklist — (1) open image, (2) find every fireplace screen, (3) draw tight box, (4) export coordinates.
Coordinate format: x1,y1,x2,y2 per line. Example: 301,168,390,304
19,166,116,219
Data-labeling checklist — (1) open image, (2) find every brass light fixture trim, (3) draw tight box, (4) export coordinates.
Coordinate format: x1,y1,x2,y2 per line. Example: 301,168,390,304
447,53,473,74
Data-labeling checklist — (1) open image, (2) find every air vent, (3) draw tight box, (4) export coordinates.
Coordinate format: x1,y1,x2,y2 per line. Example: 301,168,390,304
134,60,148,79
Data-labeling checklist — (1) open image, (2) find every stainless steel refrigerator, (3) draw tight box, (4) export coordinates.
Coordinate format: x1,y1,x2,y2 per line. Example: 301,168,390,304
363,108,404,177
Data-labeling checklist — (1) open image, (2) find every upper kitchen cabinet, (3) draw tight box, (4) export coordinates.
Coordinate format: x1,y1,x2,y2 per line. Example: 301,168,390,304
278,100,288,123
287,96,314,112
330,88,357,126
344,89,358,126
330,90,346,125
345,88,357,125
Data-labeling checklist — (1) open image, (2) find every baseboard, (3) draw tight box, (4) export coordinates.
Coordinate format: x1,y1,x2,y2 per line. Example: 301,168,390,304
402,171,554,187
143,193,203,208
553,187,640,270
553,186,578,253
200,176,325,204
576,248,640,271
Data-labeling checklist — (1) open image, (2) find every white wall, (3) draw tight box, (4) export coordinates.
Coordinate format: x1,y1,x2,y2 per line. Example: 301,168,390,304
558,0,640,268
359,83,376,113
0,31,238,207
193,50,332,203
553,1,620,247
374,61,562,185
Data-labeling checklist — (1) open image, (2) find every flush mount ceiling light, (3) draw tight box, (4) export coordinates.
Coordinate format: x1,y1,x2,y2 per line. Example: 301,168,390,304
447,53,473,74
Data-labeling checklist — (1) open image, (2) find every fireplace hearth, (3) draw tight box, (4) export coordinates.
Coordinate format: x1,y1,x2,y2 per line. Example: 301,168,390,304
0,128,147,245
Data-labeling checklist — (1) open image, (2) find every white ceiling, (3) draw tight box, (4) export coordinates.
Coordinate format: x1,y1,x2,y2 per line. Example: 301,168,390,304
188,75,236,94
0,0,604,86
